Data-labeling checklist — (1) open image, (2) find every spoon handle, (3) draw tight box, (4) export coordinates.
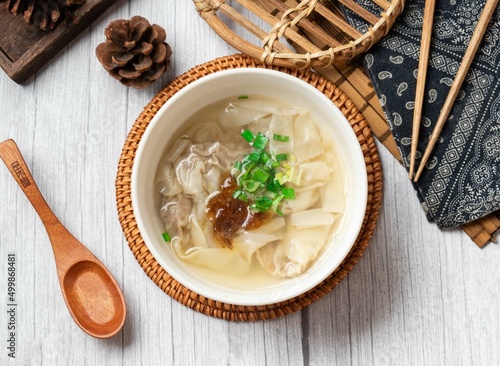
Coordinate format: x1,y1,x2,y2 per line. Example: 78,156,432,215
0,139,84,272
0,139,62,231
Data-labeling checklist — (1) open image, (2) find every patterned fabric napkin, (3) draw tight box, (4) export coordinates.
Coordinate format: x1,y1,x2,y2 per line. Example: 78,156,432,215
342,0,500,229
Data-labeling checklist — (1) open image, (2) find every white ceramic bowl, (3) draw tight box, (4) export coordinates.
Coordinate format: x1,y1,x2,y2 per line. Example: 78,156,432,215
132,68,367,306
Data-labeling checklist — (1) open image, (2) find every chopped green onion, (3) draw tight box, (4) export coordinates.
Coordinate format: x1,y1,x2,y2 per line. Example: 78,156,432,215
252,167,270,183
276,153,289,162
270,161,281,168
162,232,171,242
233,190,249,202
264,190,278,199
252,196,273,210
241,129,256,142
241,159,255,169
232,128,299,214
238,95,249,99
276,173,288,185
260,151,271,164
267,179,281,193
273,134,289,142
271,194,284,209
248,150,262,162
282,187,295,199
243,180,260,193
261,165,272,174
234,161,243,170
252,132,269,150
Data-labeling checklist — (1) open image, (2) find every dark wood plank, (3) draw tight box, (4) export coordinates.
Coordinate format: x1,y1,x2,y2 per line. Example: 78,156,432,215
0,0,121,83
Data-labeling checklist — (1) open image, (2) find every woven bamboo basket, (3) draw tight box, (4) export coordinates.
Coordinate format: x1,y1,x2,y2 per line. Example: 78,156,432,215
194,0,405,68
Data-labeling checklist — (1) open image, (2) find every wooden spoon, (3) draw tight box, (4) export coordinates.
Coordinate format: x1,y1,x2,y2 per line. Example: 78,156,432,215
0,139,126,339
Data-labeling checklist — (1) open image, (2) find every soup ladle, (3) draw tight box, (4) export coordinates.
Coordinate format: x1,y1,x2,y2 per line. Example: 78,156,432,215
0,139,126,339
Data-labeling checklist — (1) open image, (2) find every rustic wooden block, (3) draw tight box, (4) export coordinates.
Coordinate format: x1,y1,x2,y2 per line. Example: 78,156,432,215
0,0,120,84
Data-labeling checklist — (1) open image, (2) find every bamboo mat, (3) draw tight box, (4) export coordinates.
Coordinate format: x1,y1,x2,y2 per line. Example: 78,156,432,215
115,54,383,320
256,1,499,247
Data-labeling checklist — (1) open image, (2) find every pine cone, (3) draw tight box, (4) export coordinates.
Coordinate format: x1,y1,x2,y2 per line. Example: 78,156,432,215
0,0,85,31
95,16,172,89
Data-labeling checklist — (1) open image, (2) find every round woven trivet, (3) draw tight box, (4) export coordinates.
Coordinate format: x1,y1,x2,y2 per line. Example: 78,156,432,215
115,54,382,321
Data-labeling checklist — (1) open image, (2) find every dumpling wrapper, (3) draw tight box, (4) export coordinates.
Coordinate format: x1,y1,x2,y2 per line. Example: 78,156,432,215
281,188,320,213
156,160,183,196
293,112,324,162
290,208,334,227
265,113,295,156
320,177,345,213
172,233,281,276
218,103,270,128
256,224,330,277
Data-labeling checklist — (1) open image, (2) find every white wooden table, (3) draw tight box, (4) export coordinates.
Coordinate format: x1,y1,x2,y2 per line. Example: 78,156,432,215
1,1,499,365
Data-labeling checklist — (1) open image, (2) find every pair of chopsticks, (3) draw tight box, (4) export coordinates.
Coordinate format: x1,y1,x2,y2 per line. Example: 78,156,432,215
409,0,499,182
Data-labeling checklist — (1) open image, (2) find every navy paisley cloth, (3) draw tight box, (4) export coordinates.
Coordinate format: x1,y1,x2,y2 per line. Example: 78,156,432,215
342,0,500,228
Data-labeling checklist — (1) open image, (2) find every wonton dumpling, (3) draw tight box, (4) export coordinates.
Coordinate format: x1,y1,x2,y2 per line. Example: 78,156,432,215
298,161,332,183
156,160,182,196
266,114,295,156
218,103,270,128
320,177,345,213
281,188,319,213
172,231,281,276
293,112,324,161
256,224,330,277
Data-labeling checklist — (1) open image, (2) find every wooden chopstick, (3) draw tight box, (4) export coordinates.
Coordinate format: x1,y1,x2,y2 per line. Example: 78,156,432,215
409,0,436,179
413,0,499,182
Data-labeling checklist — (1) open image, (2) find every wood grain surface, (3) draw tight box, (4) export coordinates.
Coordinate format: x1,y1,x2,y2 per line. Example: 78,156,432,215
0,1,499,365
0,0,119,83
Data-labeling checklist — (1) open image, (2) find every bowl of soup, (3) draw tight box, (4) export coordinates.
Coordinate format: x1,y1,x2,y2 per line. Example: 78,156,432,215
132,68,367,306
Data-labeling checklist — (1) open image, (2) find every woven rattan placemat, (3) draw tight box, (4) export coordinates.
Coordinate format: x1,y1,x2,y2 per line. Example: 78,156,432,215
115,54,383,321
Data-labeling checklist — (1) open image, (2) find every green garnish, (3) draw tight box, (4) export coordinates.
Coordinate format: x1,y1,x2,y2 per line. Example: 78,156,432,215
267,179,281,193
162,232,171,242
275,153,289,162
252,132,269,150
251,167,270,183
238,95,249,99
273,134,289,142
282,187,296,199
270,161,281,169
260,151,271,165
242,180,260,193
241,129,256,142
234,161,243,171
232,128,298,214
233,190,249,202
251,196,273,211
248,150,262,162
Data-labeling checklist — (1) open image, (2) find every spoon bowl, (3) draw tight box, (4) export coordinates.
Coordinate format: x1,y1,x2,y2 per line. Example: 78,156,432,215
0,139,126,339
63,260,126,338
